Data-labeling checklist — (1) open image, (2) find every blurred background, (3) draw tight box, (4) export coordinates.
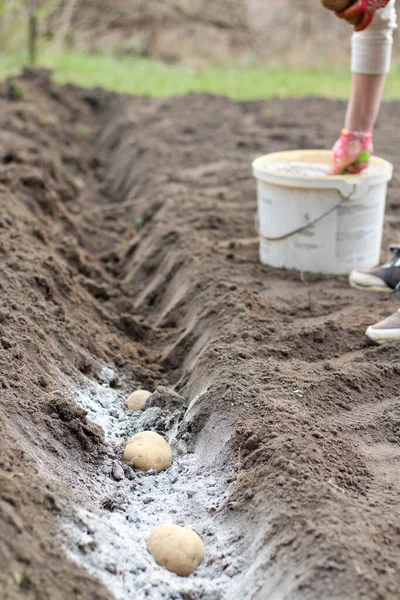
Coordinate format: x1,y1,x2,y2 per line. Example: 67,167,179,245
1,0,400,99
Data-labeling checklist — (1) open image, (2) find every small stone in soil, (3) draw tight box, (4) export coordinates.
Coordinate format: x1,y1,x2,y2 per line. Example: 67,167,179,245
112,463,125,481
142,496,154,505
123,466,137,480
102,464,113,476
96,366,117,385
105,564,117,574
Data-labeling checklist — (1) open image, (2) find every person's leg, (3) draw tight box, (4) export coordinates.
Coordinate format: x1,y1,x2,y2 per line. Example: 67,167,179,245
347,1,399,292
345,73,386,132
350,0,396,77
347,0,396,130
330,1,396,175
345,2,400,344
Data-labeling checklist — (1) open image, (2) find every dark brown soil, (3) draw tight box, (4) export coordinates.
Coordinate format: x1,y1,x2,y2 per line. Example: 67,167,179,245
1,69,400,600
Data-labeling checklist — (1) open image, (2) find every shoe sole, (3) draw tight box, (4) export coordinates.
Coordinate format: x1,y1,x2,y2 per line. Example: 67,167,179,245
365,333,382,346
365,327,400,346
349,280,391,293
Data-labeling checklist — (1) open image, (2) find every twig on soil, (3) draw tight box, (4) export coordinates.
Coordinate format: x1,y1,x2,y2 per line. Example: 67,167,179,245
328,478,346,494
300,270,313,311
88,183,146,213
89,196,149,213
237,446,242,478
3,472,24,479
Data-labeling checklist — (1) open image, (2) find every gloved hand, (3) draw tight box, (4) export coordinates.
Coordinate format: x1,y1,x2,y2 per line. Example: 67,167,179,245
329,129,373,175
336,0,391,32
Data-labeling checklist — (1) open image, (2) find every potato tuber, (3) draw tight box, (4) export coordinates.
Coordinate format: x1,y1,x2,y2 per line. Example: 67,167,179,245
123,431,172,472
125,389,152,411
147,524,205,576
320,0,363,26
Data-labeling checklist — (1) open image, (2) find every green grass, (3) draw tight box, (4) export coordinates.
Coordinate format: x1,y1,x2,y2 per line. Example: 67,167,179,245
2,48,400,100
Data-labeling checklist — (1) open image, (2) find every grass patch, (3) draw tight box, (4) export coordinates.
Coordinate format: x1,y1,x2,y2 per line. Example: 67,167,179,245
2,48,400,100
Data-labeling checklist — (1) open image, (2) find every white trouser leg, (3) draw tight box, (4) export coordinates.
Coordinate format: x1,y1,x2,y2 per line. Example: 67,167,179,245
351,0,397,74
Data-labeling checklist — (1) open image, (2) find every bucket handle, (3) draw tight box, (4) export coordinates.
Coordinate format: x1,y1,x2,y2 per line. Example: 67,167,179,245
260,198,346,242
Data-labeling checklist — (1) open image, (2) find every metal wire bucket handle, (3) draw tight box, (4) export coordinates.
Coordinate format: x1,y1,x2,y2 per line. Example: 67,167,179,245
258,198,347,242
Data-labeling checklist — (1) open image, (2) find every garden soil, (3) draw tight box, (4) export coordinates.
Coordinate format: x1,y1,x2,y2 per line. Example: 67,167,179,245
1,69,400,600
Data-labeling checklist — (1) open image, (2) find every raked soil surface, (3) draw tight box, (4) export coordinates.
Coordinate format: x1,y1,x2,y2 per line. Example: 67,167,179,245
1,69,400,600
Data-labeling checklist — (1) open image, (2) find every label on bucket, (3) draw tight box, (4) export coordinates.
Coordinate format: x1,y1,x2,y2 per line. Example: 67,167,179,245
335,200,383,260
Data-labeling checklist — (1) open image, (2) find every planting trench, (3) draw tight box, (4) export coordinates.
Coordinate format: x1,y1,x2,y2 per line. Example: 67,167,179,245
1,70,400,600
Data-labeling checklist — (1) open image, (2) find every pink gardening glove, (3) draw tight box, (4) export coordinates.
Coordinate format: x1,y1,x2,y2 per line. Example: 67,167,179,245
336,0,391,31
329,129,373,175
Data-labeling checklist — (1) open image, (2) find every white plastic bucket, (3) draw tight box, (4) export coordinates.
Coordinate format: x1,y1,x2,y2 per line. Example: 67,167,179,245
252,150,393,275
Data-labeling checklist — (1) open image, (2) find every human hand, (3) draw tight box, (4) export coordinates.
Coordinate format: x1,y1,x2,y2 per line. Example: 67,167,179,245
336,0,391,31
329,129,373,175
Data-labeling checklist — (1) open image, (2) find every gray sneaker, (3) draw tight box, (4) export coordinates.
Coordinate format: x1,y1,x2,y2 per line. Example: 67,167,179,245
349,245,400,292
365,309,400,345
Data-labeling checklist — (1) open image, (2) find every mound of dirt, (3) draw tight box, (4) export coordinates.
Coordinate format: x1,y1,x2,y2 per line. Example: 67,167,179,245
1,68,400,599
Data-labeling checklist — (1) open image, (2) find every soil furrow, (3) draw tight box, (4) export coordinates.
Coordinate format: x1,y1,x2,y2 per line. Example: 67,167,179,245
1,70,400,600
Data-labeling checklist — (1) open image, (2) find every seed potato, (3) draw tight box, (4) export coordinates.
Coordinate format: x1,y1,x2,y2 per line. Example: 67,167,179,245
147,524,205,576
125,389,152,411
320,0,362,25
123,431,172,472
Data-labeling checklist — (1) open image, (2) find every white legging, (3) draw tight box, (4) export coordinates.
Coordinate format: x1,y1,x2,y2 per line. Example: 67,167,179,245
351,0,397,74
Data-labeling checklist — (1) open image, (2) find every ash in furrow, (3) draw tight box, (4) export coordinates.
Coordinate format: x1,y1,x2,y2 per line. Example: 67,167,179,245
60,373,246,600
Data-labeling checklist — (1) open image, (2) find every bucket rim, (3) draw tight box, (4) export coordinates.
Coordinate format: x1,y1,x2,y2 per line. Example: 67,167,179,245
252,149,393,195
